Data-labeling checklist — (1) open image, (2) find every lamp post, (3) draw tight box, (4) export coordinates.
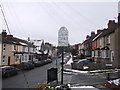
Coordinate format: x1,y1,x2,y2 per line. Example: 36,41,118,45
61,46,64,84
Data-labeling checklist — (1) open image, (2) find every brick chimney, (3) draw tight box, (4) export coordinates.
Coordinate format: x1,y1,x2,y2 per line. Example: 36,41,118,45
91,31,95,37
97,30,102,34
86,35,90,40
108,20,116,29
2,30,7,36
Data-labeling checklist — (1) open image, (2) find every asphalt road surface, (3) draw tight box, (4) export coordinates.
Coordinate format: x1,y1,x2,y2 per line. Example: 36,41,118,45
2,54,108,89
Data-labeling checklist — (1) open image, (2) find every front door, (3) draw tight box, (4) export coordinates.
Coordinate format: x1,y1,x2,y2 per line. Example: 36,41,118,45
8,56,10,65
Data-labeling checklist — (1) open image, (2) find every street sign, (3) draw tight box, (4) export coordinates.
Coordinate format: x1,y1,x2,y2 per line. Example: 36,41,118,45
47,68,57,83
58,27,68,46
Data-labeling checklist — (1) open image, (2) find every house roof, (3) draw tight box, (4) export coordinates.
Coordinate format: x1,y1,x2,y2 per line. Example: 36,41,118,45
83,34,97,44
2,33,34,47
92,20,117,41
92,27,117,41
99,28,116,38
92,32,102,41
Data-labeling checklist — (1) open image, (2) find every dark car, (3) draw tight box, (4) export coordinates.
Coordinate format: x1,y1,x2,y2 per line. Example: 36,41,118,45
2,66,19,77
27,62,35,69
77,59,93,65
46,59,52,64
21,62,35,70
32,61,41,67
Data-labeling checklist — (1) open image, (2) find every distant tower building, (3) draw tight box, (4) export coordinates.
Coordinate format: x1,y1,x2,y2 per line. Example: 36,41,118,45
58,26,69,46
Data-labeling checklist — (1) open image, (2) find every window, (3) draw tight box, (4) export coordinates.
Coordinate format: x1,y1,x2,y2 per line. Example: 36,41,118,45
102,50,110,58
99,39,102,47
95,50,98,57
23,47,25,52
92,51,94,57
2,56,5,63
14,45,17,51
29,55,33,61
15,55,19,62
29,55,32,60
106,50,110,58
24,55,27,61
107,36,111,44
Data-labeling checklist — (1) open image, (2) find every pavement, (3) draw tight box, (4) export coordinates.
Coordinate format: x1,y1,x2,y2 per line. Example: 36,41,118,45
61,58,114,90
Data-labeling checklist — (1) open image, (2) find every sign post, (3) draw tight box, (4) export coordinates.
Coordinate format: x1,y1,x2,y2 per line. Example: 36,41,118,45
58,26,68,84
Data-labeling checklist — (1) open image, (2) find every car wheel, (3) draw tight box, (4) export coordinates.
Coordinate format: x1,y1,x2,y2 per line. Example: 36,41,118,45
6,73,10,77
15,71,18,75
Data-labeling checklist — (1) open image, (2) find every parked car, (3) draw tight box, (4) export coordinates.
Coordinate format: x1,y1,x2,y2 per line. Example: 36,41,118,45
46,59,52,64
32,61,42,67
20,62,35,70
77,59,93,65
2,66,20,77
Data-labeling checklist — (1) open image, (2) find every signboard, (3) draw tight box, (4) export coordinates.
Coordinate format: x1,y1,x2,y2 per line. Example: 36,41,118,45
58,27,68,46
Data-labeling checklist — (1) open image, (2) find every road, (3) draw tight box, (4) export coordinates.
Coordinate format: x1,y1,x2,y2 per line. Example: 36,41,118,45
2,54,107,89
2,58,61,88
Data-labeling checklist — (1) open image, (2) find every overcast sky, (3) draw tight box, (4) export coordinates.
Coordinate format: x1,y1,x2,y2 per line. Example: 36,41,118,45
0,0,119,45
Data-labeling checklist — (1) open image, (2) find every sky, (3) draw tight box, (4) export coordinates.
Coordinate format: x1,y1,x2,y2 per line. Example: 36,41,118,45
0,0,119,46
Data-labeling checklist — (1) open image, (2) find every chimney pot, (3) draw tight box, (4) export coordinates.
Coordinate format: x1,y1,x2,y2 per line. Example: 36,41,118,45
97,30,102,34
91,31,95,37
2,30,7,36
86,35,90,40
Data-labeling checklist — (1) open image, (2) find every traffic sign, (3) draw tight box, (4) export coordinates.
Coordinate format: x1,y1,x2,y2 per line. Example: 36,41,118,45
58,27,68,46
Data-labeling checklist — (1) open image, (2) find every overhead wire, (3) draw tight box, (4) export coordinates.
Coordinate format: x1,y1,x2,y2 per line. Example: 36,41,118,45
6,2,29,38
61,2,102,29
0,3,11,35
0,2,30,89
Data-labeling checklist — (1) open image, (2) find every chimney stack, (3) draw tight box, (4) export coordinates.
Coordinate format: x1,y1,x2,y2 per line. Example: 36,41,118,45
2,30,7,36
91,31,95,37
108,20,116,29
97,30,102,34
86,35,90,40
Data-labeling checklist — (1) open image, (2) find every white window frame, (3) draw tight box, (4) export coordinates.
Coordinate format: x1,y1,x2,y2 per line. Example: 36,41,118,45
24,55,28,61
92,51,94,57
15,55,19,62
107,36,111,44
95,50,98,57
